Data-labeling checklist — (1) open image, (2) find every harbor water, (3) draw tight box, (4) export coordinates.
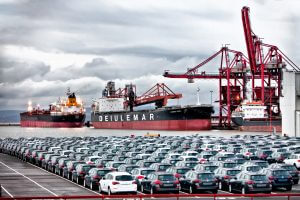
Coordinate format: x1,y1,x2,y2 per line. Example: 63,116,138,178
0,126,273,139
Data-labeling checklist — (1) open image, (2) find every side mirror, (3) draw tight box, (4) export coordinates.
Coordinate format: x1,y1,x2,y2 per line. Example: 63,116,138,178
102,177,106,180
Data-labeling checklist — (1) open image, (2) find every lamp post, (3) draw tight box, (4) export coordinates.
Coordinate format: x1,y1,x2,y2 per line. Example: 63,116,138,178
210,90,213,104
197,87,200,105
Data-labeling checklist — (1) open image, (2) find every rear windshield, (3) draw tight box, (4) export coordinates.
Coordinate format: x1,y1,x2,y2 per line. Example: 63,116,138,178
227,170,241,176
141,170,155,176
158,175,176,181
273,170,290,176
224,163,236,168
185,162,197,168
177,168,190,174
236,159,246,164
263,151,273,155
159,165,170,170
113,163,123,168
115,175,133,181
205,166,218,171
246,166,261,172
126,167,137,172
82,166,92,172
281,166,297,171
97,170,111,176
198,173,214,179
256,162,268,168
186,158,198,162
171,155,180,159
251,175,268,181
144,162,152,167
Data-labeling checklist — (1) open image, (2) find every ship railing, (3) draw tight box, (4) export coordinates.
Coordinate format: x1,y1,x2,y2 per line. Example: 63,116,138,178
0,193,299,200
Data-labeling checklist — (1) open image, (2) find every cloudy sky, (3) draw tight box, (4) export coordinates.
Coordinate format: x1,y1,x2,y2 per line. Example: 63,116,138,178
0,0,299,110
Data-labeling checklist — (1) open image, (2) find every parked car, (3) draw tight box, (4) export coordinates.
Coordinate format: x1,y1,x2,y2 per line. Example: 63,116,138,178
260,168,293,191
180,170,218,193
214,168,241,191
141,172,180,194
268,163,299,184
131,168,156,190
84,168,112,190
229,172,271,194
99,172,137,195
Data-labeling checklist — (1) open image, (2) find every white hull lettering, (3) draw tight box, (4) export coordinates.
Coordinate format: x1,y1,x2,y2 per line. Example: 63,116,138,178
126,115,130,121
105,116,108,122
99,116,103,122
150,113,154,120
142,114,146,120
98,113,155,122
133,114,139,121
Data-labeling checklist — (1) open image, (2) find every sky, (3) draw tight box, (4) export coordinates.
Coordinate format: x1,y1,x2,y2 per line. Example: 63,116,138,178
0,0,299,110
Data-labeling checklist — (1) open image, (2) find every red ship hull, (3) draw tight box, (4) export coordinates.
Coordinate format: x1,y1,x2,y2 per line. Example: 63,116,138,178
20,121,84,128
92,119,211,131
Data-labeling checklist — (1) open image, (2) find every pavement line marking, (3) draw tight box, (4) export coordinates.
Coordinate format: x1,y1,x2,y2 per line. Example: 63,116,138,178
27,162,102,196
1,185,14,198
0,161,58,197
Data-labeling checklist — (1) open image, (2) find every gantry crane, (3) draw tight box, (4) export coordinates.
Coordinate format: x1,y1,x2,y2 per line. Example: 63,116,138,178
164,7,299,128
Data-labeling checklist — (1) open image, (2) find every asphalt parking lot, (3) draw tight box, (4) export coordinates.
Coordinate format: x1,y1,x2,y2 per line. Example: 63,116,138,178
0,153,299,200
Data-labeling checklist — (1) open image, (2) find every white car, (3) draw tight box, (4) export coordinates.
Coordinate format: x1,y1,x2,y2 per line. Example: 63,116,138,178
99,172,137,195
284,154,300,169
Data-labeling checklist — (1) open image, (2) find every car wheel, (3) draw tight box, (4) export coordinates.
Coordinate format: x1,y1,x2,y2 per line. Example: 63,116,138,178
286,185,292,191
189,186,193,194
150,187,154,195
77,177,79,184
141,185,144,193
229,184,232,193
83,180,86,187
294,180,299,185
108,188,112,195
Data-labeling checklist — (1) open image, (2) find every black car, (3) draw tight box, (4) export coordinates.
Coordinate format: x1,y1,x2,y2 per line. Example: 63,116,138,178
131,168,156,190
141,172,180,194
214,168,241,191
269,163,299,184
261,168,293,191
229,172,271,194
72,164,96,184
84,168,112,190
180,171,218,193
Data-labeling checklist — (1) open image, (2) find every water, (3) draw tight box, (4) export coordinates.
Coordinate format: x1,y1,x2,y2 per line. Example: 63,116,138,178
0,126,272,139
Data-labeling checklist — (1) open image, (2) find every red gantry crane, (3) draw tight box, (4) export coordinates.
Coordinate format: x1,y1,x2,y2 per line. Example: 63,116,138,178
164,6,299,128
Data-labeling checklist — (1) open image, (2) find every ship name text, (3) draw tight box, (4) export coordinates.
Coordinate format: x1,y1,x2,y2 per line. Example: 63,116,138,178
98,113,155,122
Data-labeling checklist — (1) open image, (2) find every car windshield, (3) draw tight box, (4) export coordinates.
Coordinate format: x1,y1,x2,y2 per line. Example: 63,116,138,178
141,170,155,175
159,165,170,170
83,166,93,172
198,173,214,179
263,151,273,155
224,163,236,168
171,155,180,159
247,166,261,172
158,175,176,181
113,163,123,168
205,166,218,171
185,162,197,168
281,166,296,171
236,159,246,164
91,158,98,162
256,162,268,168
273,170,289,176
227,170,241,176
186,158,198,161
177,168,190,174
126,167,136,172
97,170,110,176
115,175,133,181
251,175,268,181
144,162,152,167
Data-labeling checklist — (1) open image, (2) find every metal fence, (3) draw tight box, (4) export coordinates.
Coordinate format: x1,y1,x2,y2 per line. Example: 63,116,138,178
1,193,300,200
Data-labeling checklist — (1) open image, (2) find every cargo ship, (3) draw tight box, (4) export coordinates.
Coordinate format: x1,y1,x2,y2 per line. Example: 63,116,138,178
231,101,281,132
91,82,213,130
20,90,86,128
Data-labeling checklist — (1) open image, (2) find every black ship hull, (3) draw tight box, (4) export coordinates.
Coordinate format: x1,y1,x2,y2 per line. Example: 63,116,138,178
20,112,86,128
91,105,213,130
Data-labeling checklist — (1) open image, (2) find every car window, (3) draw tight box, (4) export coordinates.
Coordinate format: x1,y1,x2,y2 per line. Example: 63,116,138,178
246,166,261,172
198,173,214,179
227,170,241,176
251,175,267,181
224,163,236,168
141,170,155,176
177,168,189,174
158,175,175,181
273,170,289,176
115,175,133,181
281,165,296,171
